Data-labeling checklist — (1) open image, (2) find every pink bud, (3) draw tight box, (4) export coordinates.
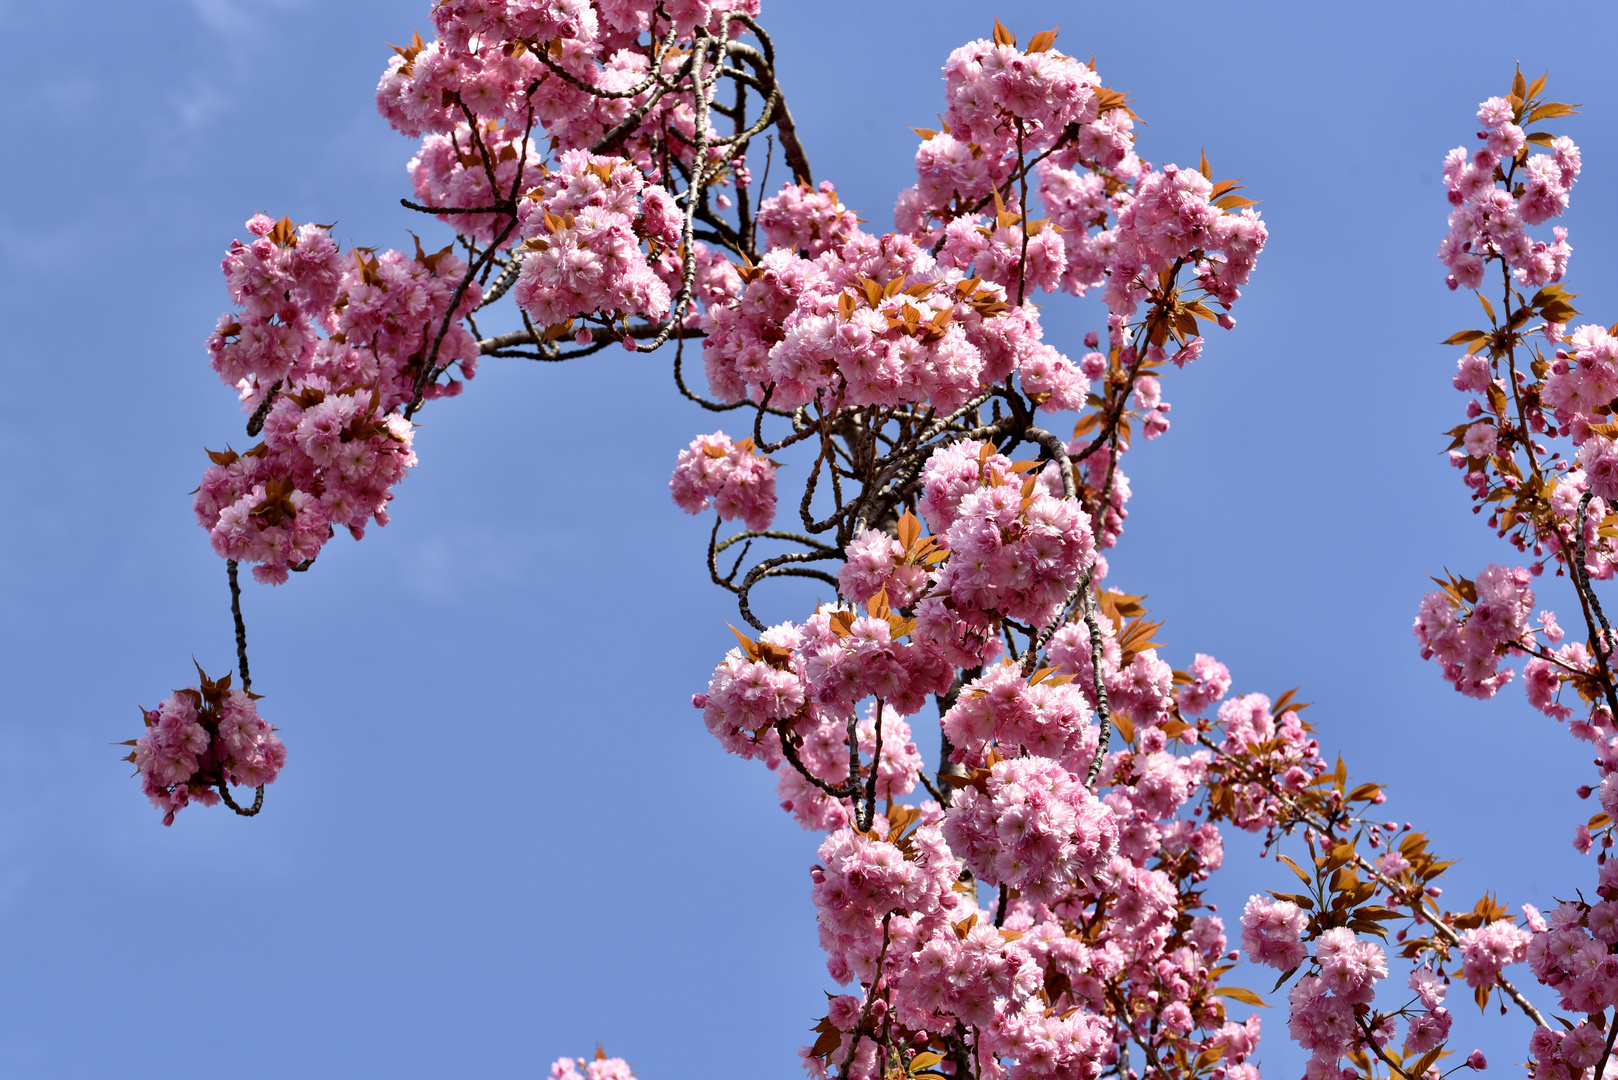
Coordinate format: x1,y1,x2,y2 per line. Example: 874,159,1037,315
1467,1051,1487,1071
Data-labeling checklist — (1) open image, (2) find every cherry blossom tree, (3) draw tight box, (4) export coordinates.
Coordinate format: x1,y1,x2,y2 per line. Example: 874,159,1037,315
132,3,1618,1078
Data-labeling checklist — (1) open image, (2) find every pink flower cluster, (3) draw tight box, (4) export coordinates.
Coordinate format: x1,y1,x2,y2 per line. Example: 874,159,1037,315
1402,969,1450,1055
757,181,861,257
130,675,286,826
777,706,924,832
699,600,1271,1079
1239,895,1308,970
409,119,544,244
1176,654,1232,716
1314,926,1389,1001
1527,896,1618,1013
885,31,1266,342
512,151,681,330
1459,918,1533,992
809,809,1120,1080
1439,97,1579,291
1047,617,1176,732
1414,564,1534,699
376,0,753,167
812,814,962,985
940,662,1098,764
550,1054,636,1080
696,605,955,763
668,430,778,531
1212,693,1325,831
1102,166,1264,320
939,37,1102,149
941,756,1118,903
836,529,930,609
198,216,481,583
700,225,1084,416
1542,326,1618,439
1270,928,1389,1073
918,440,1097,630
1530,1019,1611,1078
206,216,342,389
893,31,1124,243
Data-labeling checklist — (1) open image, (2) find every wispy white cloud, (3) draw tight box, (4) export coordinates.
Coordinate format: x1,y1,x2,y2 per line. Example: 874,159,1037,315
187,0,306,38
399,528,535,605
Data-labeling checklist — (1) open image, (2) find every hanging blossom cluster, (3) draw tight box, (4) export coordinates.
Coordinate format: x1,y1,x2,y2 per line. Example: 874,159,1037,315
698,225,1061,416
669,431,778,532
690,445,1279,1079
124,666,285,826
942,756,1117,902
196,215,481,584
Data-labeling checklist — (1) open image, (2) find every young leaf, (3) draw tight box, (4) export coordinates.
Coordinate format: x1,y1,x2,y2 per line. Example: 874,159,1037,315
1529,101,1580,122
868,588,891,620
897,511,921,552
1213,987,1269,1007
1278,854,1312,884
1114,712,1136,744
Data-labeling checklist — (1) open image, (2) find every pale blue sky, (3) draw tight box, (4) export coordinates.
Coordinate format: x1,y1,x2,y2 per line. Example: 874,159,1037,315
3,1,1618,1076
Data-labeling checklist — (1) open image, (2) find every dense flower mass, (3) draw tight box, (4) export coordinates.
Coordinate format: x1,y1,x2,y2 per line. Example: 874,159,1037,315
127,667,285,826
511,150,681,330
196,215,480,584
920,441,1098,629
160,8,1562,1080
669,431,778,531
159,9,1618,1079
941,755,1117,901
1413,563,1534,699
1239,895,1308,971
1439,97,1577,293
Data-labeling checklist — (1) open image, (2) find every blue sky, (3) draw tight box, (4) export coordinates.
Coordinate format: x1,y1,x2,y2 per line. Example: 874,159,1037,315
4,1,1618,1076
